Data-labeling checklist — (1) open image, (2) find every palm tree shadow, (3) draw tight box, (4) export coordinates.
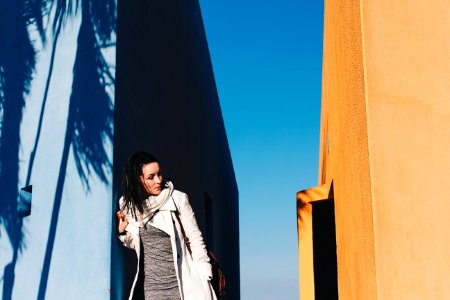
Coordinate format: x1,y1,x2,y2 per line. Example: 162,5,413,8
0,0,115,299
0,0,44,299
36,0,115,298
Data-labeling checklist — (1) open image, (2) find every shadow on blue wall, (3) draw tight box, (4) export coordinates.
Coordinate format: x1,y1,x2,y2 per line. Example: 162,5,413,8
0,1,40,299
0,0,115,299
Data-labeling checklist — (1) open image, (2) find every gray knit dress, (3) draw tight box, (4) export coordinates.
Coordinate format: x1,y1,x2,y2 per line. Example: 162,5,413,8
140,222,181,300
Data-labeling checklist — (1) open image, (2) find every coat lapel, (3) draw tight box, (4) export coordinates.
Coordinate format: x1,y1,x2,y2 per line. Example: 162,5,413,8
146,197,176,236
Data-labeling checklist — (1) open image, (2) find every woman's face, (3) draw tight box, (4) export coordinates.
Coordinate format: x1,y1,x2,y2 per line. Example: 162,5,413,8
140,162,163,196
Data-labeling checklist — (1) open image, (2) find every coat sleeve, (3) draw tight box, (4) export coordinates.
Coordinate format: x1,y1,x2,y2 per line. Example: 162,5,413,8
117,231,135,249
117,197,138,249
178,193,213,280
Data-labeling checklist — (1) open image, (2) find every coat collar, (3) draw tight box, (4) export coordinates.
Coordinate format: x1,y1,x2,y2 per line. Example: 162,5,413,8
158,196,177,211
145,198,177,236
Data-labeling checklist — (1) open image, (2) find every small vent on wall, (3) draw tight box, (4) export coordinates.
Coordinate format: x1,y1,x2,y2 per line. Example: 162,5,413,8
18,185,32,218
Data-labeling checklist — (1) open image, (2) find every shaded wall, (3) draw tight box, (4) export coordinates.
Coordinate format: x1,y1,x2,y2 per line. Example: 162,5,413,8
112,0,239,299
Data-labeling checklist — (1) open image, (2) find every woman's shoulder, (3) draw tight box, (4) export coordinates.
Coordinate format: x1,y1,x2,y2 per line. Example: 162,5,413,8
118,196,130,212
171,189,188,204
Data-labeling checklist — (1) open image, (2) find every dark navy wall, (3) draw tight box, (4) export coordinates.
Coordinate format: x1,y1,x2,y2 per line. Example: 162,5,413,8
112,0,240,299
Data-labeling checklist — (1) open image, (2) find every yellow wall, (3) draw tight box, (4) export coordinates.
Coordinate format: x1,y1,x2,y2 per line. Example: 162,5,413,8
320,0,377,298
299,0,450,299
362,0,450,298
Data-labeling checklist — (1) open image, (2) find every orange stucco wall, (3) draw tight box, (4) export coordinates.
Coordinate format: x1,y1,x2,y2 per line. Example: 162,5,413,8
299,0,450,299
297,184,332,300
361,0,450,298
319,0,378,298
302,0,450,299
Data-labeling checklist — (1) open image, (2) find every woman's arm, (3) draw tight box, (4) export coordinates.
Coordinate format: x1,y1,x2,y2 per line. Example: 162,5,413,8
116,197,137,249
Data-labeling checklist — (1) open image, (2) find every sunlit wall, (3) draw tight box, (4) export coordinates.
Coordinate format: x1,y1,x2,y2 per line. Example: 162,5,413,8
0,1,116,299
1,1,239,299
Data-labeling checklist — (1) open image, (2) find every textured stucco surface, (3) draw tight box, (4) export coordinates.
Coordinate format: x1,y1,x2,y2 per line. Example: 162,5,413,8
301,0,450,299
361,0,450,298
311,0,379,298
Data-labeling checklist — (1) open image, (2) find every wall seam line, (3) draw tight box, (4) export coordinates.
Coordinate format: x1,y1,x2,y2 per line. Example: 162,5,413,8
359,0,379,298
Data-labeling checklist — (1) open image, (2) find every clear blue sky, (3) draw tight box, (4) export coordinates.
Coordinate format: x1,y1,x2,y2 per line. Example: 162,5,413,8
198,1,324,299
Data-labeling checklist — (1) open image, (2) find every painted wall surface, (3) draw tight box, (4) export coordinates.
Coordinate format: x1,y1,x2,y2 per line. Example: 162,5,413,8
361,0,450,298
112,0,239,299
319,0,377,298
299,0,449,299
0,2,115,299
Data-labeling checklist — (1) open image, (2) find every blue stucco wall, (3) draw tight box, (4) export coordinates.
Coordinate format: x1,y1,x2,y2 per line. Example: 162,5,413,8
0,1,115,299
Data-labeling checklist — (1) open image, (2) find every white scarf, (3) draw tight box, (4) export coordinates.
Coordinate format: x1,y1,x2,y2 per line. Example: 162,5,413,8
135,180,174,226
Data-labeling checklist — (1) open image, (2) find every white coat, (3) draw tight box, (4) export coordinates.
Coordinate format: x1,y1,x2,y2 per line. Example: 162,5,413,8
118,190,217,300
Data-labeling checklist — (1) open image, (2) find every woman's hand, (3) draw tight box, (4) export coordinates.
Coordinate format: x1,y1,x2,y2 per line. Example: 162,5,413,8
116,210,128,234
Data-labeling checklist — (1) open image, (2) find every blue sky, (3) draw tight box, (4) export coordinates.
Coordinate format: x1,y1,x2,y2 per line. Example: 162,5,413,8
199,1,325,299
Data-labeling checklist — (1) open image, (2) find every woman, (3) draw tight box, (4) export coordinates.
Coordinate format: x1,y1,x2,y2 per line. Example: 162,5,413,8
116,152,216,300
